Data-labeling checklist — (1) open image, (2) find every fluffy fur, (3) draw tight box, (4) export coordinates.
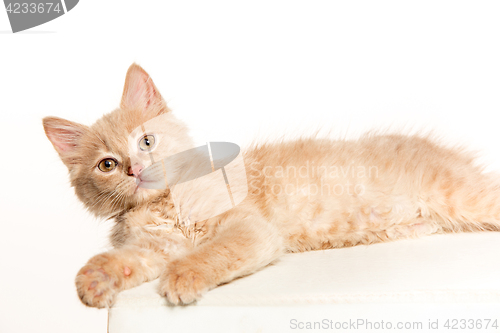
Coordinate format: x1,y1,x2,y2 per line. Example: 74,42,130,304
43,64,500,308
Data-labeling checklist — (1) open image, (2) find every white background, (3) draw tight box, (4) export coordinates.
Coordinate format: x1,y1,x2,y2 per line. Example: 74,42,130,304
1,1,500,332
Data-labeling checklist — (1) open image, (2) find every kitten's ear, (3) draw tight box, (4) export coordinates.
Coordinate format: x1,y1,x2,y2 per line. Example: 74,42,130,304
43,117,89,165
120,63,167,113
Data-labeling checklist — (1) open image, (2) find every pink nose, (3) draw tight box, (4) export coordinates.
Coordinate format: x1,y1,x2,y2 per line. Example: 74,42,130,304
128,164,144,177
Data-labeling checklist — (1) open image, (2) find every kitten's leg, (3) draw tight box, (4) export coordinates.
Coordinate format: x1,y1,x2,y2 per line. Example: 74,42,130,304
427,174,500,232
159,212,283,305
382,218,442,240
75,246,167,308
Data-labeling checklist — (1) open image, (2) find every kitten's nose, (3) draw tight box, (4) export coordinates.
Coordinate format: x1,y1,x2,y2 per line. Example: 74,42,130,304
128,164,144,177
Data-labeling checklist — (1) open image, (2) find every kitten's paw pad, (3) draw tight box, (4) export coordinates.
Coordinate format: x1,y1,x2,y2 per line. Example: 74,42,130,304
159,261,211,305
75,263,120,308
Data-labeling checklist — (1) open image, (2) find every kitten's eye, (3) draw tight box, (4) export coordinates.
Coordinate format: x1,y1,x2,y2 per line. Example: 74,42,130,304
139,135,156,151
98,158,118,172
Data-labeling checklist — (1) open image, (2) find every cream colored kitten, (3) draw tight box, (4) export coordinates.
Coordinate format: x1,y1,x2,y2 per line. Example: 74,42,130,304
43,64,500,308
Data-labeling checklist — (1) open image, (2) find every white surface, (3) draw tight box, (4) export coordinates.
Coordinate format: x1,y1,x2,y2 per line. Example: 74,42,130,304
109,232,500,332
114,233,500,306
1,1,500,333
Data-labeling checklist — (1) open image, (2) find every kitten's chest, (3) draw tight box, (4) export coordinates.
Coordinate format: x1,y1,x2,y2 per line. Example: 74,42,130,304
117,196,212,253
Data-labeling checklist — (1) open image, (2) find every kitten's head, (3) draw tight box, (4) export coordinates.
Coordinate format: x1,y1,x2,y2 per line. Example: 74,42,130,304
43,64,193,217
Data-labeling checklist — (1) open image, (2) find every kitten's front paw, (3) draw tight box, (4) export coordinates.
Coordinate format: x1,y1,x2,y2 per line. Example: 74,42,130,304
75,255,124,308
159,259,213,305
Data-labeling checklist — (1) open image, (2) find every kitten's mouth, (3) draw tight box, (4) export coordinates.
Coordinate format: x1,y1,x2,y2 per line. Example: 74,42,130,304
133,171,166,192
133,178,156,194
133,179,146,193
